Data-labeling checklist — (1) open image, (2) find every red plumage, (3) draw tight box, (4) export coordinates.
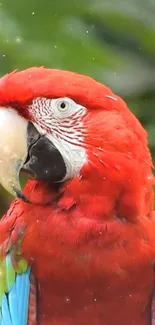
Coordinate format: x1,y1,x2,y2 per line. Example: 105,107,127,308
0,67,155,325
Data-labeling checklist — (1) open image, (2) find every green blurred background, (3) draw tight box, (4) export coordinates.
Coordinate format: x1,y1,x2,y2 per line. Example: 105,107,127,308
0,0,155,215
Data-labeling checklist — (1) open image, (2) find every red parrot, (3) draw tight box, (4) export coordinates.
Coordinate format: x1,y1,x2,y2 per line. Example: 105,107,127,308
0,67,155,325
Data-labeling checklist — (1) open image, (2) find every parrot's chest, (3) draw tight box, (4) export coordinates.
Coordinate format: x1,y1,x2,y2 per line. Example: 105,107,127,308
25,227,155,325
37,261,154,325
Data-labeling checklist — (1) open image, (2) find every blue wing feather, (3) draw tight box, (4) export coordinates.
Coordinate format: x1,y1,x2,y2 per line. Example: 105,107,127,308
19,272,30,325
9,282,21,325
1,294,12,325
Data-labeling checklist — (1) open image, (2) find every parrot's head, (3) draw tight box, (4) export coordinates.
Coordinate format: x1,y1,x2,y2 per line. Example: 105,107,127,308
0,67,153,219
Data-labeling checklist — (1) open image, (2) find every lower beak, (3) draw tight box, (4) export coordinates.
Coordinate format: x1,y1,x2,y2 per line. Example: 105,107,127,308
0,108,66,202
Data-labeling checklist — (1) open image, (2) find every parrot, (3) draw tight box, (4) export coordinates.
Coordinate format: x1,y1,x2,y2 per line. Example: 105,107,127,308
0,67,155,325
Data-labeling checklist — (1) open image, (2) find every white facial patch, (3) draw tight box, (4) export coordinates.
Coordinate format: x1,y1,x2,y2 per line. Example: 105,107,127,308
29,97,87,180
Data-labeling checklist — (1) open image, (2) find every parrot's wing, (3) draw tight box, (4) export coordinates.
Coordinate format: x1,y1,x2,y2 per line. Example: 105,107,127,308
0,201,37,325
0,253,31,325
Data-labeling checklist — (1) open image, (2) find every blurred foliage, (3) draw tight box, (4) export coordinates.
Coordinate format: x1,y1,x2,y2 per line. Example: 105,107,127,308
0,0,155,215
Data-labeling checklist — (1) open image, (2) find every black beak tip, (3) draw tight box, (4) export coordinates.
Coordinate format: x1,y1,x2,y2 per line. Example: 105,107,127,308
14,188,31,204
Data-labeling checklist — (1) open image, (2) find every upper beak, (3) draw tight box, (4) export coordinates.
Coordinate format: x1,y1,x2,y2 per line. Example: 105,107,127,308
0,108,29,199
0,107,67,202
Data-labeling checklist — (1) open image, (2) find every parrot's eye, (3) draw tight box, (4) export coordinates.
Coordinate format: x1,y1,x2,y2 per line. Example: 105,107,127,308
57,100,70,113
54,97,76,118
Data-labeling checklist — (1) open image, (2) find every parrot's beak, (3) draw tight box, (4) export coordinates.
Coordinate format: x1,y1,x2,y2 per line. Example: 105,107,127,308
0,107,66,202
0,108,29,200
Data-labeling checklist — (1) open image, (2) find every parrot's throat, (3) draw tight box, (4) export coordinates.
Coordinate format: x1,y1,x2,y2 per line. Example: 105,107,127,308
23,161,153,224
22,141,154,222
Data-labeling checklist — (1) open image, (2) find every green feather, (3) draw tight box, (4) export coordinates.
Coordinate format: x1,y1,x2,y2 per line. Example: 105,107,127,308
15,258,28,274
0,259,7,306
5,254,16,291
0,249,28,308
